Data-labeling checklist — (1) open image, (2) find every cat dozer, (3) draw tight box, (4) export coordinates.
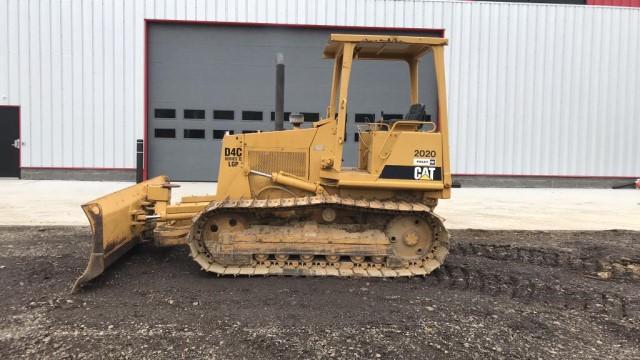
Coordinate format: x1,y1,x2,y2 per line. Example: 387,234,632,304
73,34,452,291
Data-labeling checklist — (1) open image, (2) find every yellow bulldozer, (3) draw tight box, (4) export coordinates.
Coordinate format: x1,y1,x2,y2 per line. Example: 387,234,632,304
73,34,452,291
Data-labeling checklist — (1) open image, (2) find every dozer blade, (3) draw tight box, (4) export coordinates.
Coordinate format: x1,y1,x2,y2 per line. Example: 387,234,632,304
72,176,169,292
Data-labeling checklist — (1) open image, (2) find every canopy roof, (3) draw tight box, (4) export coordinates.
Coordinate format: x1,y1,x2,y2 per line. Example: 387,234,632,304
323,34,448,60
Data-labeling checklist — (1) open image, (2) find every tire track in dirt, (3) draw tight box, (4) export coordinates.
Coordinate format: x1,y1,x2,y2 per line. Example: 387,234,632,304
419,238,640,319
426,263,630,318
450,242,640,279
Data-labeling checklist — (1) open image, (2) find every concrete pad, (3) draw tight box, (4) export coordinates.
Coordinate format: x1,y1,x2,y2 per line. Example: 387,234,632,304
437,188,640,230
0,180,216,227
0,179,638,230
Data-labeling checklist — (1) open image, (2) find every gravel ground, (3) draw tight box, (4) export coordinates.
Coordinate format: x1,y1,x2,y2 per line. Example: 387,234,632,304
0,226,639,359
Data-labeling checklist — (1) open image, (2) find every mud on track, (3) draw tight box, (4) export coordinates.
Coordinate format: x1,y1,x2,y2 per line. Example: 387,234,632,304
1,227,639,359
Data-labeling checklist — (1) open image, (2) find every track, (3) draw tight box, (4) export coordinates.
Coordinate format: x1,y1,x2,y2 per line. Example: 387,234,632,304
187,195,450,277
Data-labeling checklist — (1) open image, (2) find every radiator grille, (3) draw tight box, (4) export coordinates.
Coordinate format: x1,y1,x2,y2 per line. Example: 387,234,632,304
248,151,307,177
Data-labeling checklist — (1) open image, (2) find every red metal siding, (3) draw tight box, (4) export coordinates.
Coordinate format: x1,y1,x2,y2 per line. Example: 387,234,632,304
587,0,640,7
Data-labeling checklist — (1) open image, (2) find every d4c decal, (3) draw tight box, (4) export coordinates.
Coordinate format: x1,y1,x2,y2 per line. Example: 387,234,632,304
224,147,242,167
379,165,442,181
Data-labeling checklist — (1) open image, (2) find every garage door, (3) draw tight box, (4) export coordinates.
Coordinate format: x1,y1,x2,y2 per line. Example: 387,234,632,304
147,23,440,181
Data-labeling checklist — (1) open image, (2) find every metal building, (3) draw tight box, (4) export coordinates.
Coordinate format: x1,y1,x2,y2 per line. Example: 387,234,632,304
0,0,639,184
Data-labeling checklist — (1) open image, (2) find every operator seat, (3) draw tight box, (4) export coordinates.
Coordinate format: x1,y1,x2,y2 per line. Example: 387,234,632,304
380,103,430,125
404,103,429,121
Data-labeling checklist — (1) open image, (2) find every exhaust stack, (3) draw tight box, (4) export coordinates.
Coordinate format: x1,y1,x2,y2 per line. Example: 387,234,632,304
275,53,285,131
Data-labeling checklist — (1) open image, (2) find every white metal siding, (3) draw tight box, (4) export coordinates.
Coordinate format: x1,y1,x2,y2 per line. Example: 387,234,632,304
1,0,639,176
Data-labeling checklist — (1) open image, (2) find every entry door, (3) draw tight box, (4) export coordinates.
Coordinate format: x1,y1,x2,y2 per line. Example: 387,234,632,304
0,107,20,177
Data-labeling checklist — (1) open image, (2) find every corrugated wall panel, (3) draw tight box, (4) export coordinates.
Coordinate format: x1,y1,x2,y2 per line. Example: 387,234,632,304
0,0,639,176
0,1,9,105
51,0,63,167
7,0,20,107
17,0,29,166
